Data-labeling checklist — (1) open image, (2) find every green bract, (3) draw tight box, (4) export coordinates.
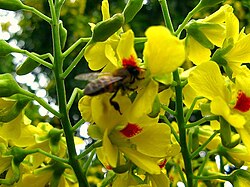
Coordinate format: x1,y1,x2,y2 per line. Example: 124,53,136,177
123,0,144,23
92,13,124,42
0,0,25,11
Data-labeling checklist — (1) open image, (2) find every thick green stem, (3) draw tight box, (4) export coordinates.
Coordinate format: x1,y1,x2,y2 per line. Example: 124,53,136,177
173,70,193,187
48,0,88,186
158,0,174,33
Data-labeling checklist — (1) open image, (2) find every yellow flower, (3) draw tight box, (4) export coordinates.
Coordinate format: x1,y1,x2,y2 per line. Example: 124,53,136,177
144,26,185,76
188,61,250,150
81,94,180,174
185,5,233,65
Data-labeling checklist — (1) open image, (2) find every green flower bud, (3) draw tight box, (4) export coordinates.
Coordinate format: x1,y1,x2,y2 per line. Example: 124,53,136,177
0,0,25,11
148,96,160,118
0,73,22,97
219,117,239,148
92,13,124,42
123,0,144,23
0,95,31,122
49,128,62,154
186,21,214,49
0,40,21,56
16,53,50,75
59,21,67,49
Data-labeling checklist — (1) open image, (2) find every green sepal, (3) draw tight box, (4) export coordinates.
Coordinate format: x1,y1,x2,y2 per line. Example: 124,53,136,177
0,0,25,11
16,53,49,75
0,73,22,97
59,21,67,49
48,128,62,154
0,40,21,56
219,117,239,148
92,13,124,42
148,96,161,118
122,0,144,23
0,94,31,122
186,21,214,49
189,126,199,152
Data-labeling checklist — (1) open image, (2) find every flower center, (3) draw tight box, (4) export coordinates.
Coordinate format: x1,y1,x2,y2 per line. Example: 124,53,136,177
234,90,250,112
122,55,141,71
120,123,142,138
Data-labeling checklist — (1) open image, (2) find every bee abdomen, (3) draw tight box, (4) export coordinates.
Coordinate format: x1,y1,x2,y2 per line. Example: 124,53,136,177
84,77,117,96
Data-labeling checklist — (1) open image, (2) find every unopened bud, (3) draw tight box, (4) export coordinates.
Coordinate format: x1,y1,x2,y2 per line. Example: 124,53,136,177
0,0,25,11
0,95,30,122
0,40,21,56
123,0,144,23
92,13,124,42
59,21,67,49
0,73,22,97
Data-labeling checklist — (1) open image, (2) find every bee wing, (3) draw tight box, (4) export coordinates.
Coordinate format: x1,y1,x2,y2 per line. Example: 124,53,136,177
75,72,112,81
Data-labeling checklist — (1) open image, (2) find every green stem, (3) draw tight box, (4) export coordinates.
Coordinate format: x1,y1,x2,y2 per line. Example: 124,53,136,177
61,40,92,79
173,70,193,187
71,118,85,132
20,89,61,117
193,174,229,181
82,149,96,174
134,37,147,44
76,141,102,160
186,115,219,128
175,2,203,36
161,104,176,116
27,148,69,164
158,0,174,33
185,96,204,123
48,0,88,186
66,88,83,112
62,37,91,58
23,5,51,23
175,163,187,186
21,50,53,69
190,130,219,159
159,115,180,143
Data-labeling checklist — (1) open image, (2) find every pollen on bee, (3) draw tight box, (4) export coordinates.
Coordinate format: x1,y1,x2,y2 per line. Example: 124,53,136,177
234,90,250,112
120,123,142,138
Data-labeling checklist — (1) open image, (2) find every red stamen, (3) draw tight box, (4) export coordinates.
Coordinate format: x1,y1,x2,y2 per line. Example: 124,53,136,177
158,159,167,169
122,55,141,71
234,90,250,112
120,123,142,138
105,164,113,170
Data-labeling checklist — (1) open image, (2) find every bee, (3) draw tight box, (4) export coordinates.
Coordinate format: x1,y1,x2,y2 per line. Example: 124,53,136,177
75,65,144,114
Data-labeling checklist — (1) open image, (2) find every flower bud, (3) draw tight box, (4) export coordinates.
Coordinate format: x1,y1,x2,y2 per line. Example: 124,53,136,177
59,21,67,49
0,40,21,56
0,95,31,122
0,0,25,11
122,0,144,23
92,13,124,42
49,128,62,154
0,73,22,97
148,96,160,118
16,53,49,75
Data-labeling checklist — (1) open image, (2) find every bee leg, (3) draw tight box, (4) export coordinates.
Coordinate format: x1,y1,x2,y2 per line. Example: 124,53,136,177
109,90,122,115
